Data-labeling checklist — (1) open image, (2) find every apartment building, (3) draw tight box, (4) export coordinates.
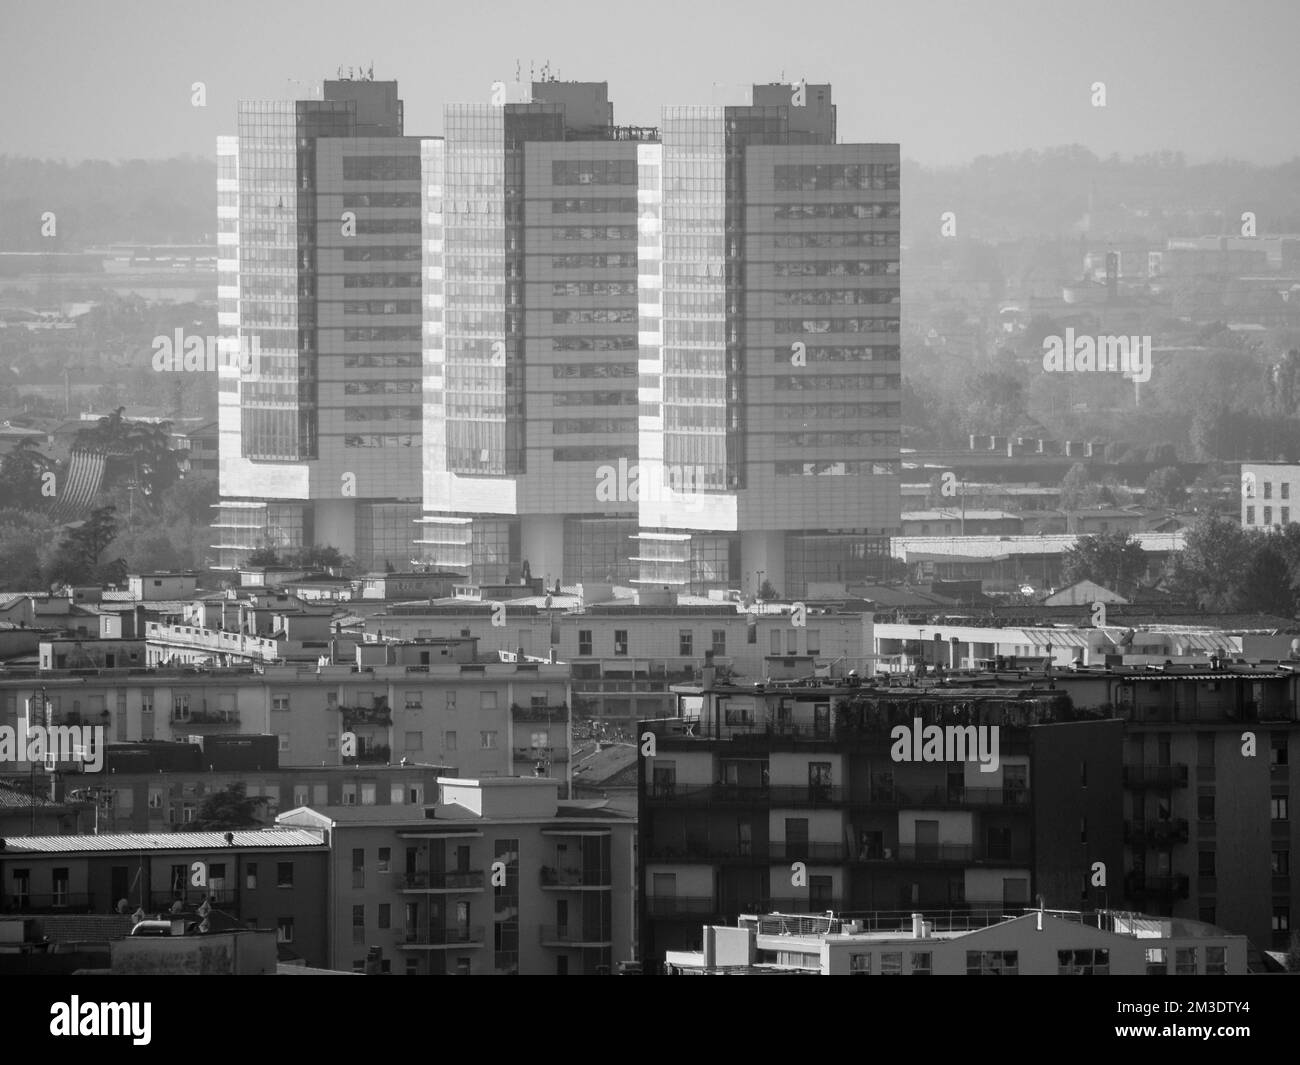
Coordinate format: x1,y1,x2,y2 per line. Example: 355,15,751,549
0,828,330,967
0,642,573,787
366,591,875,729
663,909,1249,976
213,77,426,571
56,742,450,833
637,679,1123,965
1241,461,1300,530
278,775,635,974
1047,661,1300,952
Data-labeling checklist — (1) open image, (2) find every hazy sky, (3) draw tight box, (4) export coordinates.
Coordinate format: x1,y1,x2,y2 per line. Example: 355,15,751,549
2,0,1298,166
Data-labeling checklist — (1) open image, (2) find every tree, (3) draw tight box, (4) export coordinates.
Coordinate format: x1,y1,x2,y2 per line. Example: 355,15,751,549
1167,514,1253,611
184,782,268,831
47,506,118,585
1237,539,1297,617
246,546,280,567
0,437,52,509
1059,463,1103,510
758,579,779,600
1060,531,1148,594
1144,466,1188,508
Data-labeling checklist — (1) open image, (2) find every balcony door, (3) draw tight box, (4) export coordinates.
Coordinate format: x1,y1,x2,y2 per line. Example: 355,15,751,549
915,820,939,862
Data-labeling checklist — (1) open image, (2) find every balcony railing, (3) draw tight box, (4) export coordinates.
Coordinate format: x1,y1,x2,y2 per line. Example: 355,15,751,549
1122,764,1189,789
513,746,569,763
2,892,97,914
511,703,569,722
352,744,391,764
402,925,485,947
645,896,719,917
767,842,848,863
1124,819,1190,846
183,709,241,726
539,866,611,888
1127,873,1190,899
539,925,612,945
339,706,393,728
644,782,1030,809
396,871,485,891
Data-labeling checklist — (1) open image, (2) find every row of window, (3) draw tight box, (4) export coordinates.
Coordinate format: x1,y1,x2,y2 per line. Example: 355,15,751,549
772,163,901,192
775,460,900,476
342,272,421,288
774,289,900,306
774,260,900,277
342,300,421,314
573,627,821,657
773,204,900,221
1245,506,1291,525
550,197,638,213
552,160,638,186
551,336,638,351
551,281,637,296
553,308,638,324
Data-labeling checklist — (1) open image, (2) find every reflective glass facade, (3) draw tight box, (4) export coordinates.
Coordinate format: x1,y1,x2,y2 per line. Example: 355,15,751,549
216,81,425,572
637,84,901,595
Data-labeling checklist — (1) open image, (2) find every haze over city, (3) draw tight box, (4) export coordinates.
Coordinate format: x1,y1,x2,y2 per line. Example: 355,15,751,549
3,0,1299,166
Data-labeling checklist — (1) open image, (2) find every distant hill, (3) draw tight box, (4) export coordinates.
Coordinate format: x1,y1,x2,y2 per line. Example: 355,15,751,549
0,156,216,251
902,146,1300,246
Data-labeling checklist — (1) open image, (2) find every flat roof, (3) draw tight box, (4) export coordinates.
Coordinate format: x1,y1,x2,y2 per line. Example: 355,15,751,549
0,827,327,854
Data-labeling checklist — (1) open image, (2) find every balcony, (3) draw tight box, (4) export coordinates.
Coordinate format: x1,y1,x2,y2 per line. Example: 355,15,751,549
848,844,1031,865
513,746,569,764
1124,819,1190,846
2,892,97,914
539,925,613,947
645,841,769,862
643,783,846,806
645,896,719,917
339,705,393,728
539,866,611,889
395,871,485,892
1126,873,1190,900
180,709,241,728
352,744,391,765
1123,764,1189,789
511,702,569,722
869,785,1031,809
400,925,485,949
767,842,848,863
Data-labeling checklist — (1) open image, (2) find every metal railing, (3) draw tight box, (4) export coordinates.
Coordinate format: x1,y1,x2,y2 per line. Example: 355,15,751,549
539,867,611,888
1122,764,1189,788
402,925,485,947
645,896,719,916
1124,819,1189,846
395,871,485,891
539,925,612,945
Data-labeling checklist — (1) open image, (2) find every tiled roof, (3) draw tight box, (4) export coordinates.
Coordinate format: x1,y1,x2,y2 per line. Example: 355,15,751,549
0,827,326,853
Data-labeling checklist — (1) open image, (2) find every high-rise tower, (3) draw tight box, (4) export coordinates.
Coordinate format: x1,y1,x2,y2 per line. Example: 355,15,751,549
635,83,901,599
213,78,425,571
